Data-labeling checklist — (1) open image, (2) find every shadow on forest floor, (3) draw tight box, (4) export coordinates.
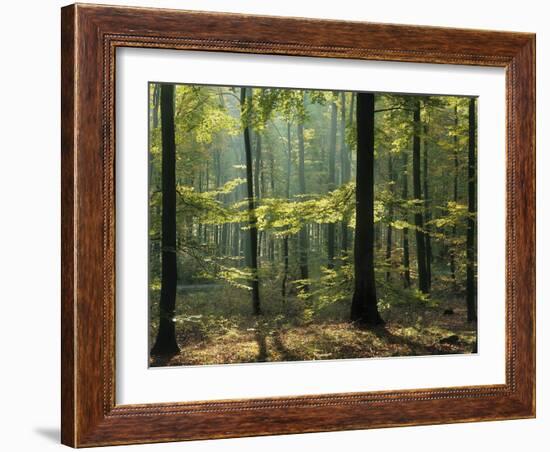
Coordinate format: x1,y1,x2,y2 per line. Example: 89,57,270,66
255,330,268,362
149,351,180,367
149,292,477,367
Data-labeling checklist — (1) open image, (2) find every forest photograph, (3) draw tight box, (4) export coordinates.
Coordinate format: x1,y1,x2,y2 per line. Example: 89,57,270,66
148,82,478,367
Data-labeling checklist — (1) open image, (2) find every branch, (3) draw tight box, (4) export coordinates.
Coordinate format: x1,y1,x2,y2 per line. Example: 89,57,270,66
374,107,414,114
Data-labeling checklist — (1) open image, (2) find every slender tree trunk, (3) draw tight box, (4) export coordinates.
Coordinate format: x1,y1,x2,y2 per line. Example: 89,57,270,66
350,92,383,325
268,149,275,261
423,123,432,290
239,141,249,266
401,151,411,288
203,161,209,243
450,102,459,286
214,149,221,249
232,222,240,257
385,154,394,281
466,98,477,321
413,100,429,294
197,170,203,241
152,83,160,129
221,224,229,256
297,100,309,291
340,92,350,255
327,95,338,268
269,149,276,196
151,84,180,356
230,143,240,260
375,223,382,250
149,84,161,187
241,88,261,315
254,132,263,259
217,85,229,257
282,123,292,300
254,132,262,201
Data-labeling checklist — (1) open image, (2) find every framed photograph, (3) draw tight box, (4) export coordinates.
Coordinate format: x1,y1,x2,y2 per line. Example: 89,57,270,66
61,3,535,447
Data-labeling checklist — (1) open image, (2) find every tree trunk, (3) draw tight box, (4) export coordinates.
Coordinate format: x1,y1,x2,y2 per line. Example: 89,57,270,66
466,98,477,321
401,151,411,288
231,142,241,261
375,222,382,250
282,123,292,300
327,95,338,268
282,237,289,300
297,101,310,291
254,132,263,259
152,83,160,129
423,123,432,290
241,88,261,316
450,102,459,286
268,148,275,261
197,170,203,242
149,84,160,186
413,100,429,294
151,84,180,356
340,92,350,255
350,92,383,325
203,161,209,244
214,149,221,250
232,221,240,258
385,154,394,281
254,132,262,202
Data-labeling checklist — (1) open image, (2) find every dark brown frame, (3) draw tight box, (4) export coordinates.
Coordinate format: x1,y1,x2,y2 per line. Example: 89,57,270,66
61,3,536,447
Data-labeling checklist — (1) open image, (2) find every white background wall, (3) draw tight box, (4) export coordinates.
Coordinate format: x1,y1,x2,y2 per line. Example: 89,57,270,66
0,1,545,450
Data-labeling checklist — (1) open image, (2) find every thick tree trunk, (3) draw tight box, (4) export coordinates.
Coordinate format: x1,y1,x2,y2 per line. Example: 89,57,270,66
350,92,383,325
412,100,429,294
241,88,261,316
151,84,180,356
327,95,338,268
466,98,477,322
297,101,309,291
423,123,432,290
401,151,411,288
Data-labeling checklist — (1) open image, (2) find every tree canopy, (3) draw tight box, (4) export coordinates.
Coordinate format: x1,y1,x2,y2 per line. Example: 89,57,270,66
148,83,477,365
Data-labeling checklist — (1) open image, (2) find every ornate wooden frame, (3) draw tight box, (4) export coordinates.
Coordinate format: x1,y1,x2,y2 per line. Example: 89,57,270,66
61,3,535,447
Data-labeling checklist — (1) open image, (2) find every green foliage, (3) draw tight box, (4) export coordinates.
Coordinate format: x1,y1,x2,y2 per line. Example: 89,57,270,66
194,106,240,143
253,182,355,235
308,262,354,310
148,82,478,365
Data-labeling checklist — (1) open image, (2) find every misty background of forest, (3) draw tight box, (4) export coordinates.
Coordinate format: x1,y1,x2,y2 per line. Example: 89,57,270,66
148,83,477,366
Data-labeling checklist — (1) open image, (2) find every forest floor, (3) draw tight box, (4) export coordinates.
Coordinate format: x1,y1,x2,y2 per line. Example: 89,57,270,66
149,285,477,367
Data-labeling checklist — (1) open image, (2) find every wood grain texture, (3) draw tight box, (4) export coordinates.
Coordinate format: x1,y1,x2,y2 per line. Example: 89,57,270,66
61,3,536,447
60,5,76,447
